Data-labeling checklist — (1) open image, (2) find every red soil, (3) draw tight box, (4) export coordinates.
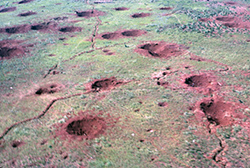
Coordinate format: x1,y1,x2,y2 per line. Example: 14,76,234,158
35,83,63,95
0,7,16,13
0,40,27,60
135,41,185,59
85,77,124,92
18,11,37,17
75,10,105,18
114,7,129,11
131,13,151,18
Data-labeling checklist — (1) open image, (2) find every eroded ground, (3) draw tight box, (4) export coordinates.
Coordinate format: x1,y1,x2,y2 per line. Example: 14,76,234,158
0,0,250,167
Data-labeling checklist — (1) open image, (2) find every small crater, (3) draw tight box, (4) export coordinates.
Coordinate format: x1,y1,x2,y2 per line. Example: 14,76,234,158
0,40,26,60
4,25,30,34
121,30,145,37
131,13,151,18
158,102,168,107
18,11,37,17
101,32,119,40
59,26,82,33
136,42,184,59
35,84,62,95
75,10,105,18
199,98,233,126
0,7,16,13
159,7,172,10
216,16,234,22
223,22,238,28
11,140,24,148
31,23,49,31
90,77,123,92
18,0,34,4
114,7,129,11
184,75,210,87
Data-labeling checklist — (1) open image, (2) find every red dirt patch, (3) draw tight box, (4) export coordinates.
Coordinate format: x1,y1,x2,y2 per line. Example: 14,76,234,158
131,13,151,18
114,7,129,11
35,83,63,95
224,1,237,5
159,7,172,10
18,0,34,4
11,140,24,148
0,40,27,60
75,10,105,18
0,7,16,13
31,23,50,31
18,11,37,17
59,26,82,33
222,22,238,28
0,25,30,34
85,77,125,92
135,41,185,59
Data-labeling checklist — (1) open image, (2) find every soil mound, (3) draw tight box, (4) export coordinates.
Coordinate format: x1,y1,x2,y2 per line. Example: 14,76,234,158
121,30,145,37
35,83,62,95
159,7,172,10
2,25,30,34
90,77,123,92
185,75,211,87
18,0,34,4
216,16,234,22
131,13,151,18
75,10,105,18
199,98,233,126
135,42,184,59
0,40,25,60
59,26,82,33
101,32,120,39
18,11,37,17
0,7,16,13
114,7,129,11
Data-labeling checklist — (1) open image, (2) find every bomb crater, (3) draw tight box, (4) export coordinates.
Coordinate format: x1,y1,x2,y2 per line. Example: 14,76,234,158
35,84,62,95
185,75,211,87
131,13,151,18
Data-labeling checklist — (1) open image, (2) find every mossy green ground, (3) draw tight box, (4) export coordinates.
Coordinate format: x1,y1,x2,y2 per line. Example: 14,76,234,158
1,0,250,167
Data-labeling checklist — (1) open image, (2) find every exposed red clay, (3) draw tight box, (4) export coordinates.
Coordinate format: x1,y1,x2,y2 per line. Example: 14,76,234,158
131,13,151,18
0,7,16,13
0,40,27,60
75,10,105,18
18,11,37,17
85,77,125,92
35,83,63,95
159,7,172,10
114,7,129,11
59,26,82,33
216,16,234,22
135,41,185,59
